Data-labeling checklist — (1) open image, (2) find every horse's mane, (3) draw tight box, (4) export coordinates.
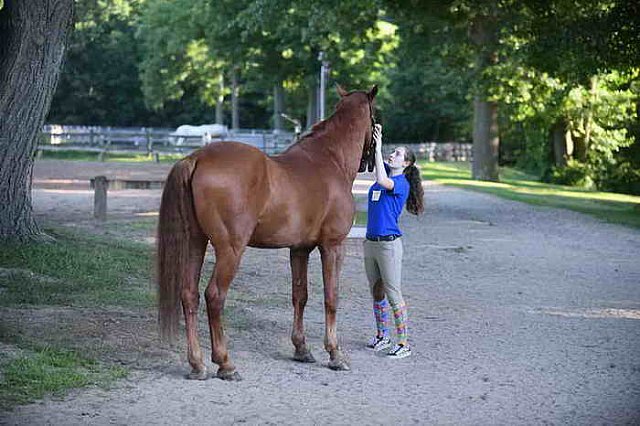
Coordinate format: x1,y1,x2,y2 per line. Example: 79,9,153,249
280,92,368,154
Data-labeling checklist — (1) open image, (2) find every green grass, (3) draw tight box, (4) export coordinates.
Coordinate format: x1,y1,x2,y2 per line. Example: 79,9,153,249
0,228,151,409
421,161,640,228
354,210,368,226
38,150,182,163
103,217,158,235
0,228,154,308
0,346,127,410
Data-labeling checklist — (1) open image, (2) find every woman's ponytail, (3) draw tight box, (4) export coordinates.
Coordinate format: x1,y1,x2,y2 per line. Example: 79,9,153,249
402,147,424,215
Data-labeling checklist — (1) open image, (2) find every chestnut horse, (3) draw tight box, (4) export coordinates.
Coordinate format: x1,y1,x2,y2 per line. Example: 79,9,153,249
157,85,377,381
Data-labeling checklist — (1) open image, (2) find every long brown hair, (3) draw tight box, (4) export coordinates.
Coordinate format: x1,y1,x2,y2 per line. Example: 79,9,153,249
402,147,424,215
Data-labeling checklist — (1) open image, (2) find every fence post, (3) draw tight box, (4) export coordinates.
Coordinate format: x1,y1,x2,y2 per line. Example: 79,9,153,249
94,176,108,221
145,127,152,155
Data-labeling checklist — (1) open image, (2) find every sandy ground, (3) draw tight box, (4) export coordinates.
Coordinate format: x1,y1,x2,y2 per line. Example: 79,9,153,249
2,160,640,424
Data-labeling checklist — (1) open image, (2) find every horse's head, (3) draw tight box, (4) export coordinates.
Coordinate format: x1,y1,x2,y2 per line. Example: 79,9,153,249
336,84,378,172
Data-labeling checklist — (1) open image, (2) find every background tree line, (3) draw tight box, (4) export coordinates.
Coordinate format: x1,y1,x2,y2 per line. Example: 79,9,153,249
40,0,640,196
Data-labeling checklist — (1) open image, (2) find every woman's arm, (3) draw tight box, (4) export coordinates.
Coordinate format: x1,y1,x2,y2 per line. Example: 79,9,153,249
373,124,394,190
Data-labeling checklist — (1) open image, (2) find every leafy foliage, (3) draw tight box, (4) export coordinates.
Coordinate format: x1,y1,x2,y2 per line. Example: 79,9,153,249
45,0,640,193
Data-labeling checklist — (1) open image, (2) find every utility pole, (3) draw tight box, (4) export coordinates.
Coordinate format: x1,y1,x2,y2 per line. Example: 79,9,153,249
318,51,330,121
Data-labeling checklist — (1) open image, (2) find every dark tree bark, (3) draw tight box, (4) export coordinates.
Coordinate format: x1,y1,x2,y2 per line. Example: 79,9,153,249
472,98,500,180
552,118,573,167
469,11,500,182
0,0,74,240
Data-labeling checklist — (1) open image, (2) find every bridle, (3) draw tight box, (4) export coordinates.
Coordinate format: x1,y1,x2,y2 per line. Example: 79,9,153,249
359,98,377,173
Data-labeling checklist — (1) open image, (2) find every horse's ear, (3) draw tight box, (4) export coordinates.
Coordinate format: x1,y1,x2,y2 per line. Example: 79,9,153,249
336,84,348,98
368,85,378,100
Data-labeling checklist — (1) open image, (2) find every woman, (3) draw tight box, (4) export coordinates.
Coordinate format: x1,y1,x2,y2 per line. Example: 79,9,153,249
364,123,424,359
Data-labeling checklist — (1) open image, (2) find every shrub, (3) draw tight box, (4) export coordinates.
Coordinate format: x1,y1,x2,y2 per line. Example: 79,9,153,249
548,160,594,188
600,161,640,195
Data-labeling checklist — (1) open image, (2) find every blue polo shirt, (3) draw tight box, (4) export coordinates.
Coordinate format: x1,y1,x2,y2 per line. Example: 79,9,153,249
366,173,410,238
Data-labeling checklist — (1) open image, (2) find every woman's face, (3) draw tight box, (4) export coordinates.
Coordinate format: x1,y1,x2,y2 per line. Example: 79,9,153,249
387,147,409,169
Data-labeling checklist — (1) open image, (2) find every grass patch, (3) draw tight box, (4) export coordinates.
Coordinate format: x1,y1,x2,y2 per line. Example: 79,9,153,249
354,210,368,226
0,228,154,308
421,162,640,228
103,217,158,236
0,346,127,410
38,150,182,163
0,228,149,409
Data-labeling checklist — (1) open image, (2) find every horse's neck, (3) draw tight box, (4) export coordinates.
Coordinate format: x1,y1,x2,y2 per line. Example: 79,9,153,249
299,108,367,180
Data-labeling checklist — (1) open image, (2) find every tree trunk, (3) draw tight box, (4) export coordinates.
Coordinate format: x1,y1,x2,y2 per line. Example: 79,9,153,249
231,68,239,130
273,80,284,131
306,80,318,128
583,75,598,157
433,119,441,142
215,73,224,125
552,118,573,167
0,0,74,240
472,98,500,180
469,11,500,181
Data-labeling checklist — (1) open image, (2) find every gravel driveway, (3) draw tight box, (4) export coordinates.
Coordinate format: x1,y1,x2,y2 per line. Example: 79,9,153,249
4,161,640,425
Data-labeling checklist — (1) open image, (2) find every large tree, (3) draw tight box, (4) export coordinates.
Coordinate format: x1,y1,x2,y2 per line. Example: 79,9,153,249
386,0,504,180
0,0,74,240
495,0,640,190
47,0,150,126
138,0,389,130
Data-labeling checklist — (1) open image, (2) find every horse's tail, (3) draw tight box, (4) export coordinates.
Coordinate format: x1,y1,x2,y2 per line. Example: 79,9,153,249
157,156,199,342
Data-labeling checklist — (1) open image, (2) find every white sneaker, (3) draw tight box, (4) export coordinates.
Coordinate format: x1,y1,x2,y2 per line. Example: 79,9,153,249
386,343,411,359
366,335,392,352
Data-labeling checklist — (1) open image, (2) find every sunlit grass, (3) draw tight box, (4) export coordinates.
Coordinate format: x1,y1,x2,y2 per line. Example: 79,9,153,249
421,161,640,228
354,210,367,226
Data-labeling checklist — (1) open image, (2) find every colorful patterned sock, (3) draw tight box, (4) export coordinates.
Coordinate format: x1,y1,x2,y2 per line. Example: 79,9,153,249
392,303,408,345
373,299,390,337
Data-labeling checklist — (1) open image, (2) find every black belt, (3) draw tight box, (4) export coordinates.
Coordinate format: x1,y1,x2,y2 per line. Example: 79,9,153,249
366,234,401,242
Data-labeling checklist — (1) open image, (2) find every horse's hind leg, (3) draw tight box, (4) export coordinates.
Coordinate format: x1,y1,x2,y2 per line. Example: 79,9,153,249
205,245,244,381
290,247,315,363
182,234,208,380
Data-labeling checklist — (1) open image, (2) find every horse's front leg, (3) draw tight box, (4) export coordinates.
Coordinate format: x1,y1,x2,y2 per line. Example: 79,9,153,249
290,247,316,363
319,243,349,371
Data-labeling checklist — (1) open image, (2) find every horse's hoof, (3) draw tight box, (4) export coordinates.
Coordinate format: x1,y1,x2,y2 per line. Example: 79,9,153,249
186,368,208,380
216,369,243,381
328,359,350,371
293,350,316,363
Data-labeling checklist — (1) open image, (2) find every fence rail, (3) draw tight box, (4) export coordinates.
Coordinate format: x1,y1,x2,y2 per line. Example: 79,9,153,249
39,125,296,159
39,125,472,162
401,142,473,162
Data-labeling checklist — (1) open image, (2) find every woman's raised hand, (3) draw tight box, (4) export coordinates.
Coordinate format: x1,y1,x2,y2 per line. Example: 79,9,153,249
373,124,382,152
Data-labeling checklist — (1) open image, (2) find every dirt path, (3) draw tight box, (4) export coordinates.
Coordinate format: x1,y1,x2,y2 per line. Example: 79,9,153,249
4,160,640,424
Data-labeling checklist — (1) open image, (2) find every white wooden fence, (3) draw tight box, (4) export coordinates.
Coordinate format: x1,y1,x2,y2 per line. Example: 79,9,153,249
400,142,473,162
39,125,472,162
39,125,296,159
